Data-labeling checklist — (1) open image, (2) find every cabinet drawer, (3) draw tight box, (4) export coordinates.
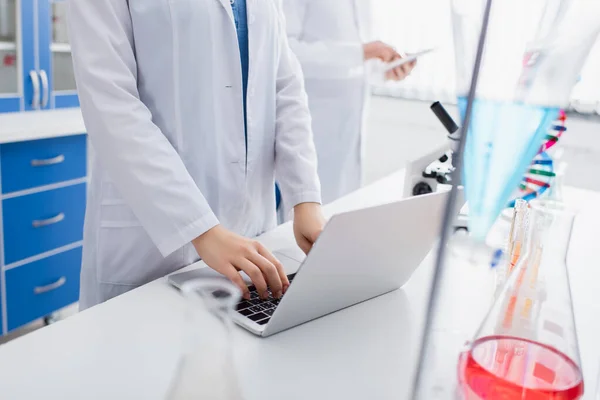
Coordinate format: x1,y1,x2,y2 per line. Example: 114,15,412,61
0,278,2,334
6,247,81,332
3,183,86,264
0,134,86,194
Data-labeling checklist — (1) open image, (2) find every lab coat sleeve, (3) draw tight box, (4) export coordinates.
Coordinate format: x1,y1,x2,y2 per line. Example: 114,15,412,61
282,0,364,79
68,0,219,256
274,2,322,209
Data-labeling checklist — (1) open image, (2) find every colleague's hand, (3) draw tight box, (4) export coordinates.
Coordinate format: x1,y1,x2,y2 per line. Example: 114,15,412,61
363,41,399,63
385,56,416,81
293,203,326,255
192,225,289,300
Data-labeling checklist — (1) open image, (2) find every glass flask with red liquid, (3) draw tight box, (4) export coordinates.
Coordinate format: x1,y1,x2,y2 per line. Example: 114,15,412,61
458,200,583,400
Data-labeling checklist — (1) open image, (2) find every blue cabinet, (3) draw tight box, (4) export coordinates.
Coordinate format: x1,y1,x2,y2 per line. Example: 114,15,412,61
5,247,81,331
3,183,86,264
0,133,86,334
0,0,78,113
0,134,87,193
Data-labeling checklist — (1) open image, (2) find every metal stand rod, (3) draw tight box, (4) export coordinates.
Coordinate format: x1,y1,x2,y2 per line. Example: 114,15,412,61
410,0,495,397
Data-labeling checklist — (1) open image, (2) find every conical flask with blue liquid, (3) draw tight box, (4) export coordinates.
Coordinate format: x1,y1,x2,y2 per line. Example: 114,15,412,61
454,0,600,241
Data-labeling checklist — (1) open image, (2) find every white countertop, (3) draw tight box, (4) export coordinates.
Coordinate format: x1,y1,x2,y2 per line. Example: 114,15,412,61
0,169,598,399
0,108,85,144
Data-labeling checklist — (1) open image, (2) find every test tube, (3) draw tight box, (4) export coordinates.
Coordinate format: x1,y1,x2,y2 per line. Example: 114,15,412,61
506,199,529,274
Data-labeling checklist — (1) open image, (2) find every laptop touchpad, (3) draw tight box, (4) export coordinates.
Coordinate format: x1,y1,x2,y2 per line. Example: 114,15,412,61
273,250,303,274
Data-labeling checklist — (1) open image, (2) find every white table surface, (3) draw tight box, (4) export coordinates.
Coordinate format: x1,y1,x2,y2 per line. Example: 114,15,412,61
0,169,598,400
0,108,85,144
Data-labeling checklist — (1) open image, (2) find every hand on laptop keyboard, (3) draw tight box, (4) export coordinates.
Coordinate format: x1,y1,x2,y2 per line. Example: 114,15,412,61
236,273,296,325
192,226,290,300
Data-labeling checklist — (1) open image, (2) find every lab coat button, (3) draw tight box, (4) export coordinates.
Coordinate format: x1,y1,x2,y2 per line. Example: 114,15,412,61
248,14,256,24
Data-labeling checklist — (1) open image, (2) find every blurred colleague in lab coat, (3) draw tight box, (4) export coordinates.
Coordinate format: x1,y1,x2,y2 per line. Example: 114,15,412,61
69,0,325,308
283,0,415,204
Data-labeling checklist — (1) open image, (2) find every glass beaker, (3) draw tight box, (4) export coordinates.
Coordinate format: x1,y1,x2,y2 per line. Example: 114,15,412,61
166,278,244,400
458,200,583,399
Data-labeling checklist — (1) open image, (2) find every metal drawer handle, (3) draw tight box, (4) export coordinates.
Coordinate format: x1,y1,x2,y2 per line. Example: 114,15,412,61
31,154,65,167
34,277,67,295
39,69,49,109
29,70,40,110
32,212,65,228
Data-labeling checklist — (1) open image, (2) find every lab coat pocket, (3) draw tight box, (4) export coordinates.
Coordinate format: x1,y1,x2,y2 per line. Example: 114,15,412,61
99,203,143,228
96,205,185,286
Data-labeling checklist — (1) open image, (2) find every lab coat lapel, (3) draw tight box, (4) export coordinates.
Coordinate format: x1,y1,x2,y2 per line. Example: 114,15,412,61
215,0,234,23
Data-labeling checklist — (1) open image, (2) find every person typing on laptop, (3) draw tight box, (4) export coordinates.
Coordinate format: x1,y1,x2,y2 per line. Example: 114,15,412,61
70,0,325,309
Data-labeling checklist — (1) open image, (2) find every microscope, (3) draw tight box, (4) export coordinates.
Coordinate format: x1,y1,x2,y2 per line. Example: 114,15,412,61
402,102,469,231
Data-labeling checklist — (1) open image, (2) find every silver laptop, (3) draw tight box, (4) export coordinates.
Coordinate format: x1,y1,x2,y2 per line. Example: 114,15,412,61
169,190,457,337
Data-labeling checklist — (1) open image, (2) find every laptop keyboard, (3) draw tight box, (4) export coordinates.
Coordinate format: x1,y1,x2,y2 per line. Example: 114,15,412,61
236,273,296,326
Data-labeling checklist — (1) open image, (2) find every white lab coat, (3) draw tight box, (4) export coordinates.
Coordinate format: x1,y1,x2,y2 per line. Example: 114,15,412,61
283,0,372,204
69,0,320,309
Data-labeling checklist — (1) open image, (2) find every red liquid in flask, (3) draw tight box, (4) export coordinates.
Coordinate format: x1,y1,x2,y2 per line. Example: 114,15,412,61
459,335,583,400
